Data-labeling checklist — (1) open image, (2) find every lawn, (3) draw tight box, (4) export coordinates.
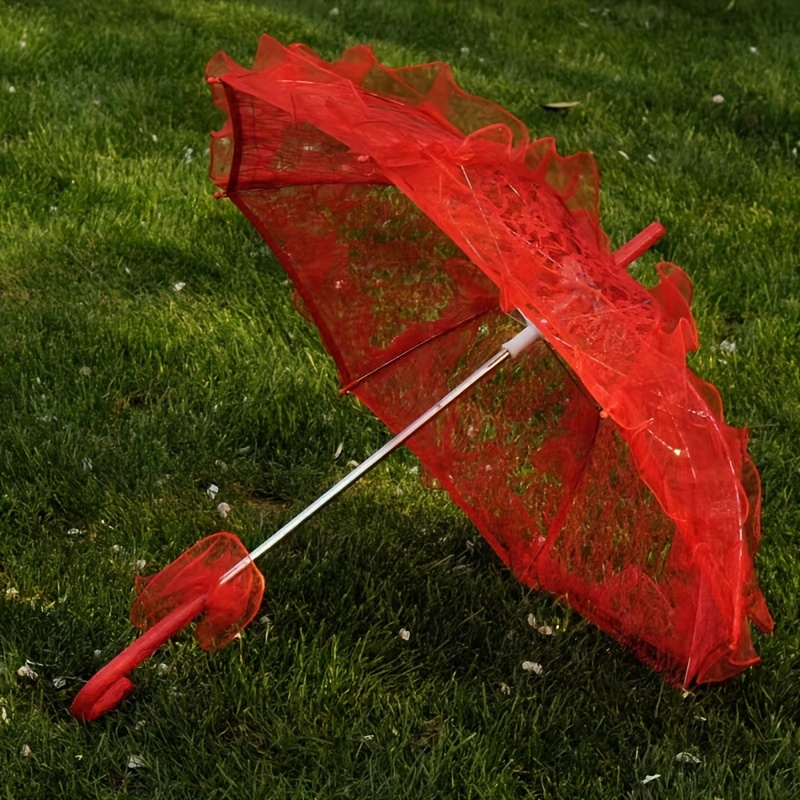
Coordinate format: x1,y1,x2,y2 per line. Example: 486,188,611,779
1,0,799,797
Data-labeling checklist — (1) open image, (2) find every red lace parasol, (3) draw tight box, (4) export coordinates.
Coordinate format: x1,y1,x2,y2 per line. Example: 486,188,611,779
71,36,771,721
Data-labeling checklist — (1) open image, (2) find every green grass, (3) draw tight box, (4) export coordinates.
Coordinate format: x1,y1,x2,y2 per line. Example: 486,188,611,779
1,0,799,796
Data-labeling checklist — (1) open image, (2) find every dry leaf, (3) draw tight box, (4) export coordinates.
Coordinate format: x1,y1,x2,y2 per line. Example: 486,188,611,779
541,101,581,111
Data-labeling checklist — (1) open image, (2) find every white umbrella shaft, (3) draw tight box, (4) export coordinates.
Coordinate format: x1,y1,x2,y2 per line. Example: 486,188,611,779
219,320,541,584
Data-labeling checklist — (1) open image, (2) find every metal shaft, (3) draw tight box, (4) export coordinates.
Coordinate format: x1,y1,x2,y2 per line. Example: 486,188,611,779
220,343,521,584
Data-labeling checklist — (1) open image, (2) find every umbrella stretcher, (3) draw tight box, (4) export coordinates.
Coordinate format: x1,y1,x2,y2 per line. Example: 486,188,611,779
72,36,772,721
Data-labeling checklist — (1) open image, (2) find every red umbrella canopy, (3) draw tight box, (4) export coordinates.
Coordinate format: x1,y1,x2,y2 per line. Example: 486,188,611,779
206,36,772,686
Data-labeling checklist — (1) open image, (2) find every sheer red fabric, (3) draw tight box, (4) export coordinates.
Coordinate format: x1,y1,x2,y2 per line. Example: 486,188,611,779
70,533,263,721
206,36,772,685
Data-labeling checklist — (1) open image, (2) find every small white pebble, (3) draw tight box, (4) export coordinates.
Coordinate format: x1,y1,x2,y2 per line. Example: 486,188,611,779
17,665,38,680
19,41,27,48
93,649,103,658
217,501,231,518
521,661,543,675
647,153,657,163
21,744,32,758
712,94,725,104
720,339,736,354
151,134,158,143
398,628,411,641
460,46,470,55
172,281,186,293
127,754,147,769
207,483,219,500
749,46,759,54
135,559,147,571
9,86,15,94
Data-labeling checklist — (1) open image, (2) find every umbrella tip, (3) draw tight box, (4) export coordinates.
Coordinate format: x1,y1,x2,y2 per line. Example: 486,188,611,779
613,222,666,270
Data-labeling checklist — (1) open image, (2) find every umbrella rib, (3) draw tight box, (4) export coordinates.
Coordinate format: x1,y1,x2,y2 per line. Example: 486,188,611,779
339,305,499,394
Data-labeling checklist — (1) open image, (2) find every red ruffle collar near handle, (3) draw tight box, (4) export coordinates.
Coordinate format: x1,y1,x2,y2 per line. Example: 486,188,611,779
71,533,265,721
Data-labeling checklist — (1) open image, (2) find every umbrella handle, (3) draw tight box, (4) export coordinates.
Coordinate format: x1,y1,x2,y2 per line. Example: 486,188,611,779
70,594,207,722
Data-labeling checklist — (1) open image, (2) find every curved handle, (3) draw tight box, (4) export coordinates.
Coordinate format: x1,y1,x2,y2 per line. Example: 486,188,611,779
70,594,207,722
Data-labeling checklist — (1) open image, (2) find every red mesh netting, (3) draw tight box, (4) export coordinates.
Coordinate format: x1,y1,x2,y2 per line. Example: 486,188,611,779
70,533,264,721
206,36,772,686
